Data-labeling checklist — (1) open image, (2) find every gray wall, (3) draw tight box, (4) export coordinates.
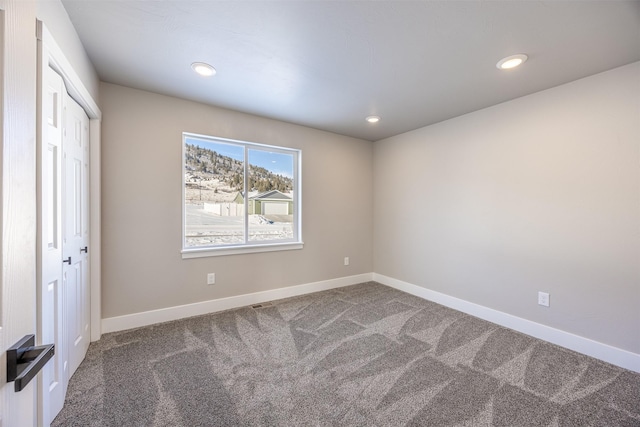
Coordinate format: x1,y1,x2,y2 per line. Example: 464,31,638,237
100,58,638,356
100,82,373,319
373,62,640,354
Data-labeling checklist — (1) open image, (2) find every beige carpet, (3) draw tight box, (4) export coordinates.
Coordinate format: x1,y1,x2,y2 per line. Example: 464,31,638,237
53,282,640,426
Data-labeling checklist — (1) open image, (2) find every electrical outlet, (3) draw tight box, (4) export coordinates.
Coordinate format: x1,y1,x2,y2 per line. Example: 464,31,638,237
207,273,216,285
344,257,350,266
538,291,550,307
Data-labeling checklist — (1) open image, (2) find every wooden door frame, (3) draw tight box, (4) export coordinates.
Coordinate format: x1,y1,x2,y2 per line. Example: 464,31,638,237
36,20,102,343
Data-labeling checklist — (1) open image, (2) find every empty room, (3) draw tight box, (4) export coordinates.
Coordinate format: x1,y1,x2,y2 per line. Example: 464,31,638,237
0,0,638,426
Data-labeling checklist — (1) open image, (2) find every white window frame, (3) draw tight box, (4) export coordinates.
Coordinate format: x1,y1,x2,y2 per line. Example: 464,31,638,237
181,132,303,258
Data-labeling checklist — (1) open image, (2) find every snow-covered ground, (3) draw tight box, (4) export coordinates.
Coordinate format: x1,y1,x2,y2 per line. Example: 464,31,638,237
185,204,293,246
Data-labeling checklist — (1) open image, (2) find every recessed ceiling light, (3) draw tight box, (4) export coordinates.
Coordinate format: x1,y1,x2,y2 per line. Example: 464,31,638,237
366,115,380,124
496,54,528,70
191,62,216,77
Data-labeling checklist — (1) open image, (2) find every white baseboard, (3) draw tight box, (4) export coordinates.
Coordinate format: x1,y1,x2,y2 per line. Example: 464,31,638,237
373,273,640,373
101,273,374,334
101,271,639,373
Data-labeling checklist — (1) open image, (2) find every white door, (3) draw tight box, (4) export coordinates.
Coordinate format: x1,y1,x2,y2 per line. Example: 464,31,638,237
38,63,91,425
38,64,67,425
62,88,90,377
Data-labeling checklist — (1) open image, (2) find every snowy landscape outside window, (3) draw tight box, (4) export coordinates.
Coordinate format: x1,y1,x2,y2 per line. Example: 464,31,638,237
182,133,302,257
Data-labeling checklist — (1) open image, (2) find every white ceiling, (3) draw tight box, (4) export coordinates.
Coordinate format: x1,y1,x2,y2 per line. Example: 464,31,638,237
62,1,640,141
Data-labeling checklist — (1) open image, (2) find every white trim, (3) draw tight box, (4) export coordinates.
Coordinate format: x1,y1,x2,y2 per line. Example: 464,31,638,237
102,273,374,333
89,119,101,341
182,242,304,258
37,21,102,341
101,271,640,372
37,24,101,120
182,132,302,255
373,273,640,373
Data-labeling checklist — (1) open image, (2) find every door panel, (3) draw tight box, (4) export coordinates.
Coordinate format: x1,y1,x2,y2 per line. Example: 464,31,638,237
38,64,91,426
62,88,90,379
39,64,66,426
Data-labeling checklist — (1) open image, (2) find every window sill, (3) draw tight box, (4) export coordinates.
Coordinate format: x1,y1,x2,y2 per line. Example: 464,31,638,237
181,241,304,259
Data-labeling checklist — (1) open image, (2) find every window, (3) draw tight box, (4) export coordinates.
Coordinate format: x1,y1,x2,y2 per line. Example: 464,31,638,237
182,133,302,257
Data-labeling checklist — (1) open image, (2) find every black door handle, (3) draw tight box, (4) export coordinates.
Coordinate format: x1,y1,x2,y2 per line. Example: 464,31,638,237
80,246,88,254
63,256,71,265
7,335,55,392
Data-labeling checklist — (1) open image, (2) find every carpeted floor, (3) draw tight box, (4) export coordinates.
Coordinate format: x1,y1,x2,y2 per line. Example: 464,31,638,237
53,282,640,426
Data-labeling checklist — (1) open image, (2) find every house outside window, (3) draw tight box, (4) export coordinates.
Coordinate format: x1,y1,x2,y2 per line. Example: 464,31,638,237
182,133,302,257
